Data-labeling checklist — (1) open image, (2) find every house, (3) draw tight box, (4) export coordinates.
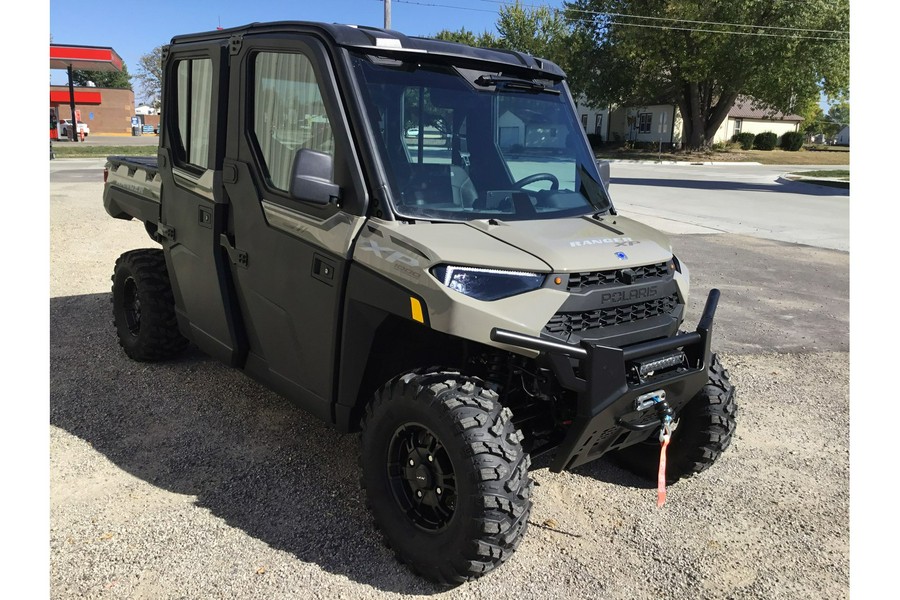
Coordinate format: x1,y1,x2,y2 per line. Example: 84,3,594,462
711,98,803,144
575,96,801,147
834,125,849,146
608,104,681,146
574,101,609,141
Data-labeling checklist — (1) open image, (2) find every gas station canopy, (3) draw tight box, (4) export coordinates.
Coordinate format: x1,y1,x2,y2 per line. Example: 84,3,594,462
50,44,124,72
50,43,125,142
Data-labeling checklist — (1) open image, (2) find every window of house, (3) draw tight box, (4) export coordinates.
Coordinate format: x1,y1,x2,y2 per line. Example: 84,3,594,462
252,51,335,192
734,118,743,135
173,58,213,169
638,112,652,134
581,114,588,129
594,114,603,136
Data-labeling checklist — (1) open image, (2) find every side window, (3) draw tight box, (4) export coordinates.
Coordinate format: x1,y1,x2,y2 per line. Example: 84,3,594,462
638,112,652,134
253,51,334,192
173,58,213,169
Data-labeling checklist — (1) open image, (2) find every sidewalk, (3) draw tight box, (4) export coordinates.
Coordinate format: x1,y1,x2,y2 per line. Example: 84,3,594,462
54,134,159,147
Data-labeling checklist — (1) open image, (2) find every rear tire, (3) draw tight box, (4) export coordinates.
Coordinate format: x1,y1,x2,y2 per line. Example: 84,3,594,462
360,370,532,585
111,249,188,361
614,354,737,484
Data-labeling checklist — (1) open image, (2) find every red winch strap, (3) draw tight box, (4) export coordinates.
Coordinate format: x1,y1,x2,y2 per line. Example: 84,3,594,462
657,434,670,508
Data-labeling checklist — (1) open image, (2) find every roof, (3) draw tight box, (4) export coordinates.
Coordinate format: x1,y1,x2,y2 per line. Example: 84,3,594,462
728,98,803,121
169,21,565,79
50,44,124,72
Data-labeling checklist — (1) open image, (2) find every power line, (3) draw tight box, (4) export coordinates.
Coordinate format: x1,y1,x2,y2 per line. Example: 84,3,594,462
392,0,498,14
601,19,847,41
391,0,848,41
477,0,849,36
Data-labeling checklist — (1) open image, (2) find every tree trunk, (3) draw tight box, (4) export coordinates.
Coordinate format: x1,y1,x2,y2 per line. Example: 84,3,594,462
704,91,740,143
676,83,740,150
687,83,706,149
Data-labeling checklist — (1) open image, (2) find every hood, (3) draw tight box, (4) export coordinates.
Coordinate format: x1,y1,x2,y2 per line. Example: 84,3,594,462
465,215,673,272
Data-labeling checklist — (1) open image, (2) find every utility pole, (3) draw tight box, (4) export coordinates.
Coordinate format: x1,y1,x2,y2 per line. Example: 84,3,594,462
384,0,391,29
67,64,78,142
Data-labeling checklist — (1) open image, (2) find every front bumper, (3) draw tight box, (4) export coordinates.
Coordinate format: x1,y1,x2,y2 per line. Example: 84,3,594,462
491,289,720,472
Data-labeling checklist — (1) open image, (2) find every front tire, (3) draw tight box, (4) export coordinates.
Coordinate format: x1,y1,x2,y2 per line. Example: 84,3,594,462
614,354,737,484
360,370,532,585
111,249,188,361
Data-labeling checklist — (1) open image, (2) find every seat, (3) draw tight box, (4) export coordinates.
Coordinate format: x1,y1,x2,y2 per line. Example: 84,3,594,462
401,164,477,209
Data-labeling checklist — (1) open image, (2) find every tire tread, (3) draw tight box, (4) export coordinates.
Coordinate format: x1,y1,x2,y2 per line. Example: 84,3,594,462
360,369,533,585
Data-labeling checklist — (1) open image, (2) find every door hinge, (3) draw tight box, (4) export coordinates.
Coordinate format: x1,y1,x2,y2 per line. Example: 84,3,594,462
220,233,248,268
157,222,176,241
229,34,243,55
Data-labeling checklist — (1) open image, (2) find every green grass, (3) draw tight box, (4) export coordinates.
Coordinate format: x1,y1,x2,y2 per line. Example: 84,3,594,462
51,145,158,158
789,169,850,180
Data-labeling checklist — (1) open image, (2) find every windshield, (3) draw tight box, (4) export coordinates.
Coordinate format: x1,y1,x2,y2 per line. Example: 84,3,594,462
351,53,612,222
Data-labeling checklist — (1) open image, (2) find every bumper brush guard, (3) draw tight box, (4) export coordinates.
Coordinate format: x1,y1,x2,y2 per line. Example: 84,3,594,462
491,289,720,472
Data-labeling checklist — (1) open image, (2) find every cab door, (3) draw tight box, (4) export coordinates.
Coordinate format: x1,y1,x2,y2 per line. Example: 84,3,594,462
221,34,368,421
158,42,243,365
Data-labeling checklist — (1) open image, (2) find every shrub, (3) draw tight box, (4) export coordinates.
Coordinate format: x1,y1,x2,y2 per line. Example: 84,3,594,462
586,133,603,147
735,132,755,150
780,131,804,151
753,132,778,151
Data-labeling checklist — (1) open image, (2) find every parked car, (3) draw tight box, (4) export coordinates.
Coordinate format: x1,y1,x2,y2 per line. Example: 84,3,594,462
60,119,90,137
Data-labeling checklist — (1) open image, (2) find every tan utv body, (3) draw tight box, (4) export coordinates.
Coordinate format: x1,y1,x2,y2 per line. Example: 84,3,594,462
102,21,736,586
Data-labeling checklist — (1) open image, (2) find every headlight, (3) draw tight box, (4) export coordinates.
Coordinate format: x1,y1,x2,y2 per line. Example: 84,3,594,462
431,265,545,301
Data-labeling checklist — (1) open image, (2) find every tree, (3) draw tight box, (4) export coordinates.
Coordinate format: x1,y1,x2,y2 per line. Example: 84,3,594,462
821,99,849,139
796,99,825,137
434,27,500,48
826,100,849,126
495,1,570,62
135,45,164,107
565,0,849,149
71,63,132,89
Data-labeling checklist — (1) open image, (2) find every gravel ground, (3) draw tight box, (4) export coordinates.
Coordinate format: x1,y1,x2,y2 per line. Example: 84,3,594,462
50,166,849,599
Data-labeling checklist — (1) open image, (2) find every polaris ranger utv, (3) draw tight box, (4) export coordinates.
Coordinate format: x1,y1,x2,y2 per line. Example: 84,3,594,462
103,21,736,585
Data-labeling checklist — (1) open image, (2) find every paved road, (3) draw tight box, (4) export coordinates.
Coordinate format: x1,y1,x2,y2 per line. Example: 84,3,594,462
608,162,849,251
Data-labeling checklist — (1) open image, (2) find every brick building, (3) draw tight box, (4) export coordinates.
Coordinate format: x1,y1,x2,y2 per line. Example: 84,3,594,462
51,85,135,135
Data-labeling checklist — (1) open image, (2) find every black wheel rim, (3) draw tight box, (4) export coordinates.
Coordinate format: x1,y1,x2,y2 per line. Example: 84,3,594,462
387,423,457,532
122,277,141,336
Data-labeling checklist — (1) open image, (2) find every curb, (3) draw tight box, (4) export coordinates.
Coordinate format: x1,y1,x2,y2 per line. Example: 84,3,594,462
777,176,850,190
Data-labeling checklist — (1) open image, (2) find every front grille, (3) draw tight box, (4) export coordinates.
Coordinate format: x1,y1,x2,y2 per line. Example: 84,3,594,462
544,294,679,334
567,262,669,293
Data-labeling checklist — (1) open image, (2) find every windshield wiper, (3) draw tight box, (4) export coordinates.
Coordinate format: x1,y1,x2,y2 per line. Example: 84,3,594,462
473,74,560,95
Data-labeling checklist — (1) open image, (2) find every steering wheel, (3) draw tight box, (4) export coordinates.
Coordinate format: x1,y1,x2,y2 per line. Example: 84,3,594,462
512,172,559,190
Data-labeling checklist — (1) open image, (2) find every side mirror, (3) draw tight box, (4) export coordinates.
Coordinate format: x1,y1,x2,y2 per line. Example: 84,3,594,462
290,149,341,205
595,159,611,190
